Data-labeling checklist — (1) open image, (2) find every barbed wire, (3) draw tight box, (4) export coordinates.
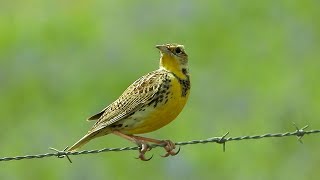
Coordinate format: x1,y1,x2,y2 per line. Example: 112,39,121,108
1,123,319,163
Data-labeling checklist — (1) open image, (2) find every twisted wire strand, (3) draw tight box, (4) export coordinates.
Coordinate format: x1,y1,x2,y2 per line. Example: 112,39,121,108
1,125,319,162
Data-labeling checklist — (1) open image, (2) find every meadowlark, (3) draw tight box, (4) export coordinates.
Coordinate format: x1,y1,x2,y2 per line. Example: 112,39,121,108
67,43,190,161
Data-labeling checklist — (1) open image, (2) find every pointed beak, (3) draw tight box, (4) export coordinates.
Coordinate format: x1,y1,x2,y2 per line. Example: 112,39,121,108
156,45,169,53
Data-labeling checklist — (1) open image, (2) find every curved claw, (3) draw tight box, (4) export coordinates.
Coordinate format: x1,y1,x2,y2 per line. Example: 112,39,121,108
161,146,181,157
136,154,154,161
171,146,181,156
136,142,153,161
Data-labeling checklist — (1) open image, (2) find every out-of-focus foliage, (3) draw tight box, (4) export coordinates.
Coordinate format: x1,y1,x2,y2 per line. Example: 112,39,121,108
0,0,319,179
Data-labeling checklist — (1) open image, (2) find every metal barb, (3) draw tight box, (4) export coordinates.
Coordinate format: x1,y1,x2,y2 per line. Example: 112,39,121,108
217,132,229,152
49,146,72,163
292,122,309,144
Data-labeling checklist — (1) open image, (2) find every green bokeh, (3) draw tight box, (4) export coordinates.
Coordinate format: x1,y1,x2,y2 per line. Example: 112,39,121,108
1,0,319,179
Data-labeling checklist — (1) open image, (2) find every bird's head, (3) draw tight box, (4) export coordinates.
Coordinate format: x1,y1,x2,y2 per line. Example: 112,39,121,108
156,43,189,78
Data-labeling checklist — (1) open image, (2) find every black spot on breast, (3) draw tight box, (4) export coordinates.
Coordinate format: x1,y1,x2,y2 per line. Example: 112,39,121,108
147,98,157,106
153,101,159,108
178,76,190,97
170,72,190,97
182,68,188,75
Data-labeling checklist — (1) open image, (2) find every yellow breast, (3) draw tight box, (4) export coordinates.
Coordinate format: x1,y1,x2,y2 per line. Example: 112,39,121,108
122,75,190,134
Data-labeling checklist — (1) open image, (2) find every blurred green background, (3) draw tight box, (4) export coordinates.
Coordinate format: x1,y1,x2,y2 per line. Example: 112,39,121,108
1,0,319,179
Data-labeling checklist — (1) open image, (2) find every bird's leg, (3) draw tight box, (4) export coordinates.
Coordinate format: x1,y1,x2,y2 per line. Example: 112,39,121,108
130,135,180,158
112,131,153,161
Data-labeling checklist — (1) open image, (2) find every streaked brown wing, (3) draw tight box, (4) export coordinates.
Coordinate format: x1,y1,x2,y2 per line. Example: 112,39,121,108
88,69,166,132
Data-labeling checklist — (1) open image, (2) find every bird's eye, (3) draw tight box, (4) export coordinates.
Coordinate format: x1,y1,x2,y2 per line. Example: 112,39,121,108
175,47,182,54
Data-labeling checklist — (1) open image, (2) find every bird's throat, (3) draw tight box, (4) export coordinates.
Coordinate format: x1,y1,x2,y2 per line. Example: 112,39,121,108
159,54,189,80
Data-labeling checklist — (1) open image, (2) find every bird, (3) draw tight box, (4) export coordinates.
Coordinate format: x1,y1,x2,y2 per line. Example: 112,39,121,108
67,43,190,161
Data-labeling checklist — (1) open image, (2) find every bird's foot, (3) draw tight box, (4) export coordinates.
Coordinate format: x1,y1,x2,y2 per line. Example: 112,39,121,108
160,140,180,157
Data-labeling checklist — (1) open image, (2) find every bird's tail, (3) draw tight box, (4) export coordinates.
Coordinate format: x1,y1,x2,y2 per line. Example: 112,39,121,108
67,131,102,152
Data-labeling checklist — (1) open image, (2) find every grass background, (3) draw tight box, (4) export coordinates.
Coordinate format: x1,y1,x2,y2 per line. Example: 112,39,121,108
0,0,319,179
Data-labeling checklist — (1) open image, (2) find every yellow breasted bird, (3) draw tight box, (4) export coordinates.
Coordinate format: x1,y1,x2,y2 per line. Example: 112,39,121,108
68,43,190,160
